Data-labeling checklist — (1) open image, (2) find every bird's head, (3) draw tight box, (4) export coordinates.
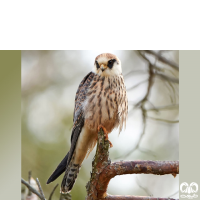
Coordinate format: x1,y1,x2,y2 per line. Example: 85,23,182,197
93,53,122,77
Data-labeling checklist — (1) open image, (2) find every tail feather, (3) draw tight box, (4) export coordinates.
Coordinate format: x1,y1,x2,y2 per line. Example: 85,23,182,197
47,152,69,184
60,155,80,193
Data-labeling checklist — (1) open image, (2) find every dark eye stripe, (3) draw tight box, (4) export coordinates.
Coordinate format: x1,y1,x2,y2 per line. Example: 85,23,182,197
96,61,100,69
107,59,116,69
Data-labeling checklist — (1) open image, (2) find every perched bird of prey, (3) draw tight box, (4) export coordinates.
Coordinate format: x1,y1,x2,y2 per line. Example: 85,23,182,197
47,53,128,193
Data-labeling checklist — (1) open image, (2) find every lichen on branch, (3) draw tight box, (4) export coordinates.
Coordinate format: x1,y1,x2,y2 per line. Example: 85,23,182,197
86,128,111,199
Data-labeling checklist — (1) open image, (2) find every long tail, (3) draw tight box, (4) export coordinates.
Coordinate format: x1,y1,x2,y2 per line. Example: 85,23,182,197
60,154,80,193
46,152,80,193
47,152,69,184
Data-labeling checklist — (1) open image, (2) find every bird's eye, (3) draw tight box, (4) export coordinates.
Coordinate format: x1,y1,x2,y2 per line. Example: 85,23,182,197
107,59,116,69
96,61,100,69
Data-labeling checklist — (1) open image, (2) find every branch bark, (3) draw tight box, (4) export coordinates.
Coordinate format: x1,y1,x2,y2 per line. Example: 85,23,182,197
105,195,178,200
22,174,72,200
86,128,179,200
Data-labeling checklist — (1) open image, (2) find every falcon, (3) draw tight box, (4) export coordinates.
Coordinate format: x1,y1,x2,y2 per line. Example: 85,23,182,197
47,53,128,193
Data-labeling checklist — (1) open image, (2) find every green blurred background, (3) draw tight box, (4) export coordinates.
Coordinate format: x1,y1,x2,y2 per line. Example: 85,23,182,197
22,50,179,199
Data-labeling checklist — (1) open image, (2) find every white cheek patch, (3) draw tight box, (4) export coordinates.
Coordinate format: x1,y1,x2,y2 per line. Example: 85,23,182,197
92,60,122,77
106,62,122,76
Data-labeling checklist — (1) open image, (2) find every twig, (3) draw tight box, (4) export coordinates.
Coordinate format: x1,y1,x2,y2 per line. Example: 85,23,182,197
28,171,32,196
136,50,151,65
21,178,45,200
146,104,179,112
167,81,178,103
136,177,153,197
36,178,46,200
147,116,179,124
121,50,179,160
144,50,179,71
147,100,159,112
48,183,59,200
138,147,157,158
127,79,148,91
163,67,178,78
155,72,179,84
124,70,147,78
163,81,176,103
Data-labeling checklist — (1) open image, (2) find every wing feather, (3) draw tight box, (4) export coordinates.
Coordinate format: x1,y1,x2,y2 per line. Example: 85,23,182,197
73,72,94,123
47,72,95,184
68,72,95,164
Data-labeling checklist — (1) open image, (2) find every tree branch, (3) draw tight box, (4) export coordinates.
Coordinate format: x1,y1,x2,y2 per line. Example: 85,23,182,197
49,183,59,200
21,178,45,200
127,79,148,91
97,160,179,199
155,72,179,84
36,178,46,200
120,50,179,160
147,116,179,124
124,70,147,78
86,128,179,200
86,128,111,200
28,171,32,196
105,195,178,200
146,104,179,112
143,50,179,71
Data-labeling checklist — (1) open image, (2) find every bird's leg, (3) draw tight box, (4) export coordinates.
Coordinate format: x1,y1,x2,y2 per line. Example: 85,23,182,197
98,125,113,148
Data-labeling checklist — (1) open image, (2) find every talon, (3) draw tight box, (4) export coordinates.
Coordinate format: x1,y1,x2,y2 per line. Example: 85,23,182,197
98,125,113,148
108,140,113,148
104,132,108,140
98,124,108,134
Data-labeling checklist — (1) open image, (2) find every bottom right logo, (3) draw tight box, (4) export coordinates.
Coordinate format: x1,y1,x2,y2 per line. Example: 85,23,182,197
180,182,198,199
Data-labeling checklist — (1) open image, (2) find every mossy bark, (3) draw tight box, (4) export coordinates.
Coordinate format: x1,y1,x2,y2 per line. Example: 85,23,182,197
86,128,111,200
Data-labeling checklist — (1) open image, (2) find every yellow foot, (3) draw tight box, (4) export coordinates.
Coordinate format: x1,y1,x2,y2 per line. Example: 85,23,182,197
98,125,113,148
108,140,113,148
98,124,108,134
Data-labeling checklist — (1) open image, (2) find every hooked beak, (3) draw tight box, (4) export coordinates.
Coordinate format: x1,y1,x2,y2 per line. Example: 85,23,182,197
100,64,107,72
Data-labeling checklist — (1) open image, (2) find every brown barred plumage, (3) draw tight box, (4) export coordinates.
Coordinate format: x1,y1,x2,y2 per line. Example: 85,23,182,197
84,74,128,133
